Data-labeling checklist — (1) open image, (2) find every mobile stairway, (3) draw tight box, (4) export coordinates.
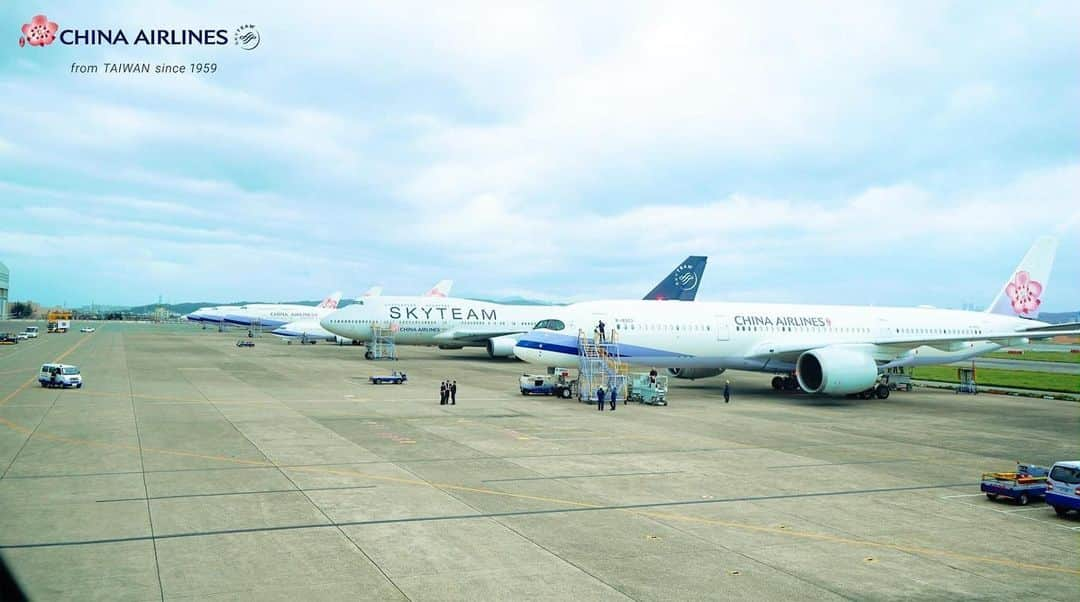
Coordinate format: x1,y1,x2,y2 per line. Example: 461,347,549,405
577,332,628,403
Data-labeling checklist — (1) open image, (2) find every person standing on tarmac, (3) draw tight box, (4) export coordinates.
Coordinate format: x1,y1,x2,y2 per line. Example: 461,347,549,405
596,386,605,411
609,385,617,411
439,381,447,405
450,380,457,405
723,380,731,404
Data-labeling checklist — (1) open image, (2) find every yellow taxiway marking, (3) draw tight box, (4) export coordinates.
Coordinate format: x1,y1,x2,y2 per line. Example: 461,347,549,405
0,332,1077,577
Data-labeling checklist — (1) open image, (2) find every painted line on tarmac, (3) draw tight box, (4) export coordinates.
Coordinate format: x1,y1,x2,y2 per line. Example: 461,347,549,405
483,470,683,483
97,483,377,503
768,459,912,469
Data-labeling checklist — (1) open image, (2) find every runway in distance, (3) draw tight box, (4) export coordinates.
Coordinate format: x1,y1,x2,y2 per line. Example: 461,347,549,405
513,237,1080,397
320,256,708,358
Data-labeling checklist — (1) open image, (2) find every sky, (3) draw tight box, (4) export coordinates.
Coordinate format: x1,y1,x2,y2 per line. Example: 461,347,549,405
1,1,1078,311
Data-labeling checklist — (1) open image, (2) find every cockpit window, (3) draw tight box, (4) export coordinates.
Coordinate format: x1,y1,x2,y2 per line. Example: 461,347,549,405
534,319,565,331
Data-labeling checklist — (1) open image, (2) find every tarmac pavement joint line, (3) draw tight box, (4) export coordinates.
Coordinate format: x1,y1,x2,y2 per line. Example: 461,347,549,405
1,331,1077,578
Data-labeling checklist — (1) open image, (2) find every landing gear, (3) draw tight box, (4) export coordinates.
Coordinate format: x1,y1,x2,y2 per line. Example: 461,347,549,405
771,374,800,392
874,384,890,399
364,351,374,360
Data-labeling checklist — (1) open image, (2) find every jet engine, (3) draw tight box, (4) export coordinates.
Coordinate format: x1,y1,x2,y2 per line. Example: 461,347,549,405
667,368,724,380
795,346,879,395
486,335,519,358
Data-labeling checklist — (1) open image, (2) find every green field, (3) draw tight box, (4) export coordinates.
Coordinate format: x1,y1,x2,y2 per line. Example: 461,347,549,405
912,365,1080,394
987,351,1080,364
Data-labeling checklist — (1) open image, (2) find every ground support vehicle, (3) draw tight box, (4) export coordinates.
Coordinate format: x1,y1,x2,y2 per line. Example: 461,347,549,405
0,333,17,345
38,363,82,388
626,373,668,405
23,326,39,338
519,370,576,398
980,463,1048,505
236,340,255,348
370,371,407,385
1045,461,1080,517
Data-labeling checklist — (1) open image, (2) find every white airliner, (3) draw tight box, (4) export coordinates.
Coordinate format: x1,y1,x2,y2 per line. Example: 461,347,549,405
272,281,454,343
320,257,709,358
513,237,1079,398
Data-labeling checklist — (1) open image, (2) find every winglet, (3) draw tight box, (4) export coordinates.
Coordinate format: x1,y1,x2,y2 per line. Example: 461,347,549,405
986,236,1057,319
643,256,708,301
425,280,453,297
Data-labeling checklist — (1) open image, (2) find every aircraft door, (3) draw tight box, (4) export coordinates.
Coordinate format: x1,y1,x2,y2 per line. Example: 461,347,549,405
715,316,730,341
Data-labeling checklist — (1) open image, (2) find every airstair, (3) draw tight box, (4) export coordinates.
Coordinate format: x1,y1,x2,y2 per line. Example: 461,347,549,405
577,332,628,402
367,324,398,360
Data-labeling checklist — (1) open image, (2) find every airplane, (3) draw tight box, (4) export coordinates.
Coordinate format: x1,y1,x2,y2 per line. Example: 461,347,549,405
271,281,454,343
513,237,1080,398
320,256,709,358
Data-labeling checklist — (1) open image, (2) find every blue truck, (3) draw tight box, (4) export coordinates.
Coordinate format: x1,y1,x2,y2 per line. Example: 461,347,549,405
980,463,1048,505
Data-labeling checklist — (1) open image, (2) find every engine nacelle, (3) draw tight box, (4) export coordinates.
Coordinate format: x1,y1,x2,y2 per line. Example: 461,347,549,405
796,346,879,395
667,367,724,380
487,335,519,358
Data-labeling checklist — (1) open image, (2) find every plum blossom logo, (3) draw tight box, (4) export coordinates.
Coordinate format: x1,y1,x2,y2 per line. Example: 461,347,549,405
1005,270,1043,316
19,14,58,47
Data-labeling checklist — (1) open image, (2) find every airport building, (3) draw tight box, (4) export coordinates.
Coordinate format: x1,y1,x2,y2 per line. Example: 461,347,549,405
0,259,8,319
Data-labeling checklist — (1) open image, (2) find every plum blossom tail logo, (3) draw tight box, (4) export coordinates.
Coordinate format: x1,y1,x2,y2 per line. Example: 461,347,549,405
1005,270,1042,316
20,14,58,47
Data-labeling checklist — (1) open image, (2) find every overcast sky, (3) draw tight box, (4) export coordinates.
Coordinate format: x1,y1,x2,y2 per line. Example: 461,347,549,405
1,1,1078,310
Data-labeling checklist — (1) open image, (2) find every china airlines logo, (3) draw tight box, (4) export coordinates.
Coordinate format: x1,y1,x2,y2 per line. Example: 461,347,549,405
673,264,698,291
426,287,447,297
318,297,339,309
19,15,58,47
1004,271,1042,316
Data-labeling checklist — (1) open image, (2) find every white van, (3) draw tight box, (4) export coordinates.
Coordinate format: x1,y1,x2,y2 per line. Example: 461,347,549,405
38,363,82,388
1045,461,1080,517
24,326,39,338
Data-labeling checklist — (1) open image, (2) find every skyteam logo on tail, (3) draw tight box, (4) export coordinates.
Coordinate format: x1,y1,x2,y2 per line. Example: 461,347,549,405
673,263,699,291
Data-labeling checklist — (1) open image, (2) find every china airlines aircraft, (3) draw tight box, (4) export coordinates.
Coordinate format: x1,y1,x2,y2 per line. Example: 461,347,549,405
320,257,708,358
513,237,1079,398
271,281,453,343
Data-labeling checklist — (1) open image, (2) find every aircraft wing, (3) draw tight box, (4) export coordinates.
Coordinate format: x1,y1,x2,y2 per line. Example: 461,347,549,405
747,328,1080,361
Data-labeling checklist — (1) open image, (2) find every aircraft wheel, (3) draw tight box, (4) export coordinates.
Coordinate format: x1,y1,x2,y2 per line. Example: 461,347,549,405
875,384,890,399
771,376,783,390
364,351,374,360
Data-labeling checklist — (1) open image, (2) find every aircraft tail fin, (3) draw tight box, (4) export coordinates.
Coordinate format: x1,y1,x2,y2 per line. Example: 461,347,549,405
361,286,383,298
643,256,707,301
318,291,343,309
425,280,453,297
986,236,1057,319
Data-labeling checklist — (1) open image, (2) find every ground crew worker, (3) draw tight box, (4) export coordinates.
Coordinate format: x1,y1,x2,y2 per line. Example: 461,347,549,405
609,386,617,411
723,380,731,404
649,367,658,386
451,380,457,405
598,320,606,343
439,381,447,405
596,386,605,411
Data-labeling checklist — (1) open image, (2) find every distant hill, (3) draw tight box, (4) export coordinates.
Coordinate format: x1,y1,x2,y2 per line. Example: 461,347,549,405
1041,311,1079,324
